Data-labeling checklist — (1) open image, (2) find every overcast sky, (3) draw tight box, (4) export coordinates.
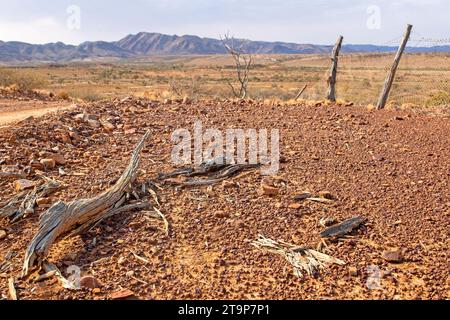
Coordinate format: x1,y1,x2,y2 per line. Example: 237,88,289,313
0,0,448,45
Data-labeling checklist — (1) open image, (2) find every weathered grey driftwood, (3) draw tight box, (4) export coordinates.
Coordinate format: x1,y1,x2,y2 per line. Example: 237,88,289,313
252,235,345,278
320,216,367,238
22,131,150,276
0,172,26,179
159,162,260,187
0,177,61,222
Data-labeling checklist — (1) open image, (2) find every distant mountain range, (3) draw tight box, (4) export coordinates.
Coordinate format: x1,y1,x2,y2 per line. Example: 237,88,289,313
1,32,449,64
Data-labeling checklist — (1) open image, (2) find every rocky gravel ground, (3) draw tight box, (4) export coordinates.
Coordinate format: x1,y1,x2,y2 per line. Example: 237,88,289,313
0,96,448,300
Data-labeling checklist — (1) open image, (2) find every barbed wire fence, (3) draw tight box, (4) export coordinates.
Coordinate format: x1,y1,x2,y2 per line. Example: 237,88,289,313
285,31,450,109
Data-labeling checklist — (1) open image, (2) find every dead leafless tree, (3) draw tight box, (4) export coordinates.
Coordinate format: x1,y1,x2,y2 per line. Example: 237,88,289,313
221,34,252,99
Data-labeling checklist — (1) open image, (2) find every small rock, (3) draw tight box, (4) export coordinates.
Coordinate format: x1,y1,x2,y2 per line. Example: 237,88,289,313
74,113,85,122
87,119,100,128
124,128,137,135
13,179,35,191
0,230,6,240
320,217,337,227
348,267,358,277
126,271,134,277
92,288,101,294
319,191,335,200
261,185,279,197
215,211,229,218
40,158,56,169
102,121,115,132
80,276,102,289
49,153,66,165
117,257,126,265
288,203,302,209
382,249,403,263
110,289,135,300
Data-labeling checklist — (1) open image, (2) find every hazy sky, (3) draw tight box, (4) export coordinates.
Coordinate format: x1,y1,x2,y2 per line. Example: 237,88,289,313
0,0,448,45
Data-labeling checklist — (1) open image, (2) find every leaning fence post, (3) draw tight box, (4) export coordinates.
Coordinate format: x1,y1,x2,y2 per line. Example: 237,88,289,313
327,35,344,102
376,24,413,110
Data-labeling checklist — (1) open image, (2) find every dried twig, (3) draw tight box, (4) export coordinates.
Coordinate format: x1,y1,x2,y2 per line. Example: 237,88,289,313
8,277,17,300
252,235,345,278
295,85,308,100
153,207,169,236
0,177,61,222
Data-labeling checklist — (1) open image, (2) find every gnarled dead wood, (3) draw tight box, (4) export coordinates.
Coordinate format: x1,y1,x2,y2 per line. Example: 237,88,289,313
159,157,260,187
252,235,345,278
0,177,61,222
22,131,150,276
0,172,26,179
320,216,367,238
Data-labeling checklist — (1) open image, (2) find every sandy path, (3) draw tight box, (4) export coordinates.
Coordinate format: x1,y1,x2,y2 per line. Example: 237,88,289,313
0,99,73,127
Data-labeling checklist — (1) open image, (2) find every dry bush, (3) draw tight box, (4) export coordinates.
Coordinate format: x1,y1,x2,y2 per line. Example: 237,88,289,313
426,91,450,106
67,87,104,102
57,91,70,100
0,68,47,91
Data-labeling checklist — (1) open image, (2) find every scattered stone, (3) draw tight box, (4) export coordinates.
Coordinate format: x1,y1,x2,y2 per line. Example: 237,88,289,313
288,203,302,209
349,267,358,277
74,113,85,122
0,230,6,240
320,217,337,227
126,271,134,277
382,249,403,263
124,128,137,135
13,179,35,191
80,276,102,289
102,121,115,132
110,289,135,300
40,158,56,169
92,288,101,294
261,184,279,197
319,191,335,200
49,153,66,165
215,211,229,218
87,119,100,128
58,167,66,176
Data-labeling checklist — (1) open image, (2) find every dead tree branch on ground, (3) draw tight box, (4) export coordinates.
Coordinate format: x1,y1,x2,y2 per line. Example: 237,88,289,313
22,131,151,276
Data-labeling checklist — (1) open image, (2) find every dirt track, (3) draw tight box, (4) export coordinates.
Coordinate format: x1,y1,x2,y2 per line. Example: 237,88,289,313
0,96,449,300
0,99,73,126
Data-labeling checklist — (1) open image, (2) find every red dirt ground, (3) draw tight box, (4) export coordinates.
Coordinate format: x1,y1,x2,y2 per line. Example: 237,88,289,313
0,96,449,300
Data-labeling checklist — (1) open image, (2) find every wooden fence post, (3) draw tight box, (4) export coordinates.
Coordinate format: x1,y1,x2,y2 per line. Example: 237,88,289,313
376,24,413,110
327,35,344,102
